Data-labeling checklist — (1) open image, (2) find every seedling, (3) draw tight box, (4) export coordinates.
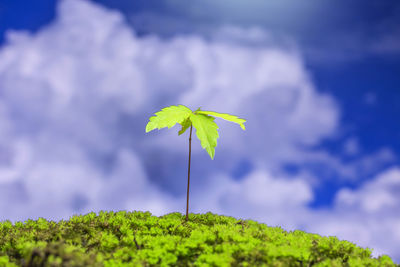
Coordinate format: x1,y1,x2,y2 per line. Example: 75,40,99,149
145,105,246,221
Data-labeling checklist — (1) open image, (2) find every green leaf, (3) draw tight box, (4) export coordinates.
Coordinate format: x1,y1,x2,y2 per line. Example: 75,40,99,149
145,105,246,160
190,113,219,160
178,117,191,136
145,105,192,133
195,110,246,130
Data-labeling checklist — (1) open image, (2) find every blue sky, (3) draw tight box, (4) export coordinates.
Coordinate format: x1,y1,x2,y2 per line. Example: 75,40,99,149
0,0,400,262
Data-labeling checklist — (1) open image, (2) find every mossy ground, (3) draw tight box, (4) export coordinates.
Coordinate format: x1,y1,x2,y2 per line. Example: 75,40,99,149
0,210,398,266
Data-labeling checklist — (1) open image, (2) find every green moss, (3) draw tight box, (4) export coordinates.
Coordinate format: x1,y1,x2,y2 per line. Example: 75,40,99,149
0,211,398,266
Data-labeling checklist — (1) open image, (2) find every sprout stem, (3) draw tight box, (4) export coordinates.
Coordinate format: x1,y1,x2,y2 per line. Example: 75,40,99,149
185,125,193,221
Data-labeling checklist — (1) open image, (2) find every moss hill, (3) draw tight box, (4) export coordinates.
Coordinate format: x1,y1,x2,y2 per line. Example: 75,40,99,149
0,211,398,266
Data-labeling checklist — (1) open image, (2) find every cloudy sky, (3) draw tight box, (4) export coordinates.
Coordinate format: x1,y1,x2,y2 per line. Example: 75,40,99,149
1,0,400,262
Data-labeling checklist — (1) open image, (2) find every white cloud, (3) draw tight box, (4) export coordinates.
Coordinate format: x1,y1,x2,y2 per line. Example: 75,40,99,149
0,0,176,222
0,0,399,263
292,148,396,185
335,167,400,213
191,169,314,230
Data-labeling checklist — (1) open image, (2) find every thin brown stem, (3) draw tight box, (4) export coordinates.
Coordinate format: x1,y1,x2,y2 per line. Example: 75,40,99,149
185,125,193,221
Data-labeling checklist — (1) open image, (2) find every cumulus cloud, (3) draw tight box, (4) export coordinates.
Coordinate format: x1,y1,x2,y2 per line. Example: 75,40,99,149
335,168,400,214
289,147,397,187
193,169,314,230
0,0,335,218
0,0,399,263
0,0,183,222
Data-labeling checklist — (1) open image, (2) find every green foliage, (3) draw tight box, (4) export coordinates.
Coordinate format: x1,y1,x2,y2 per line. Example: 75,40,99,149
145,105,192,133
189,113,219,160
0,211,398,266
178,116,191,136
196,110,246,130
145,104,246,159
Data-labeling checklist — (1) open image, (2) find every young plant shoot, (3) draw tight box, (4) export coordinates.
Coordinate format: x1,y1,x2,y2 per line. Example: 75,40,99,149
145,105,246,221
